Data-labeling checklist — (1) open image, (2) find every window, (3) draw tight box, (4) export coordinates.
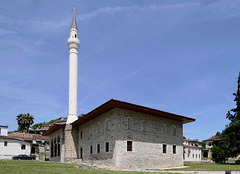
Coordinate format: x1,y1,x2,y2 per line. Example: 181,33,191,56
21,144,26,150
51,140,53,157
142,120,147,132
75,34,77,38
199,154,200,158
172,126,176,136
97,144,100,153
196,154,197,158
80,131,82,139
105,142,109,152
193,154,194,158
57,137,60,156
90,146,93,154
105,119,109,131
127,117,132,130
0,128,1,135
127,141,132,151
162,124,167,134
90,127,92,136
163,144,167,153
173,145,176,154
4,141,7,146
80,148,83,158
97,122,100,134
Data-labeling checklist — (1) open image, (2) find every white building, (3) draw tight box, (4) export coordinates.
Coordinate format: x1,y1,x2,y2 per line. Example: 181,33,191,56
0,125,8,136
183,138,202,162
0,126,31,160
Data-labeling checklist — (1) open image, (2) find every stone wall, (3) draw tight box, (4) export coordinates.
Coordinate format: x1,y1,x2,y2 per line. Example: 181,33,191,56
49,128,64,162
77,107,184,170
114,108,183,170
78,109,117,168
64,124,79,162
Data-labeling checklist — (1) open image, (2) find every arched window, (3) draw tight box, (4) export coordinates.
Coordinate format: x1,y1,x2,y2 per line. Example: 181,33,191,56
54,138,57,157
57,136,60,156
105,118,109,131
97,122,100,134
172,126,176,136
50,140,53,157
90,127,92,136
127,117,132,130
162,124,167,134
142,120,147,132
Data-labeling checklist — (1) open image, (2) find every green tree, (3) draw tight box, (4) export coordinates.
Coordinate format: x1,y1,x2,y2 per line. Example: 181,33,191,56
215,132,221,136
201,141,206,149
226,72,240,121
222,118,240,158
211,73,240,162
31,123,43,129
211,140,230,163
223,73,240,158
16,113,34,133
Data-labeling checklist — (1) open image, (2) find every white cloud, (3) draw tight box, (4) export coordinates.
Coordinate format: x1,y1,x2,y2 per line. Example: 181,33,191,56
1,1,240,34
0,28,16,35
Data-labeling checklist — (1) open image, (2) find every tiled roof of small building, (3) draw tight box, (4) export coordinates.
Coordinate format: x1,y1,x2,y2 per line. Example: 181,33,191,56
205,136,221,141
0,125,8,128
184,144,201,149
8,132,49,141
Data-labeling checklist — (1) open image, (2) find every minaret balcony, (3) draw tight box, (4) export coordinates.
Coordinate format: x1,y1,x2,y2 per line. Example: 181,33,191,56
68,38,80,50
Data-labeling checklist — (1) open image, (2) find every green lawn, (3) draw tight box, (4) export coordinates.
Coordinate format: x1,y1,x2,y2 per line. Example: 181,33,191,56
1,160,240,174
176,163,240,171
0,160,179,174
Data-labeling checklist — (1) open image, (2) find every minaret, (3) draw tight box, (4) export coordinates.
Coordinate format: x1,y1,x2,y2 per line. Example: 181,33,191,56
67,7,80,124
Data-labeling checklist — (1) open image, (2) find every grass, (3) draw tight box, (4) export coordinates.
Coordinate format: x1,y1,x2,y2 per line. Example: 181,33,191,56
174,163,240,171
0,160,179,174
1,160,240,174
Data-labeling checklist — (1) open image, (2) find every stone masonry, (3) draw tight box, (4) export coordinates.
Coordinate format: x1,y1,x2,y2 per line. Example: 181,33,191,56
77,108,183,170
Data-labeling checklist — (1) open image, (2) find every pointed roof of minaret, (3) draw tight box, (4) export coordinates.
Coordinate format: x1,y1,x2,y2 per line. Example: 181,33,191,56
71,7,78,30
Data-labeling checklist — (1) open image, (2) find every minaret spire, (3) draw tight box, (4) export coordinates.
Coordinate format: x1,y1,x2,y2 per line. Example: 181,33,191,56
71,7,78,30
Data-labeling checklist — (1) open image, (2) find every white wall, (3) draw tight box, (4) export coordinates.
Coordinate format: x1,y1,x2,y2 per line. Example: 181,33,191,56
0,138,31,160
184,146,202,162
0,127,8,136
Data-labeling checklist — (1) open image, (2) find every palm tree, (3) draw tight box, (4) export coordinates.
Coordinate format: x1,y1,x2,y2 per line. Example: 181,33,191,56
16,113,34,133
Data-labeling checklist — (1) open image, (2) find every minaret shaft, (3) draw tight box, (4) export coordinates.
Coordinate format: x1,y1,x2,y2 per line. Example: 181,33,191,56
67,9,80,124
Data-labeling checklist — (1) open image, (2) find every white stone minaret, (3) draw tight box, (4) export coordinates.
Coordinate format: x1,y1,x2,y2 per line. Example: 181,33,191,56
67,8,80,124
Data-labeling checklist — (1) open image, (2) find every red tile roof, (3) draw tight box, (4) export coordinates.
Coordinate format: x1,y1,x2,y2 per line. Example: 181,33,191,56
205,136,221,141
8,132,49,141
184,144,201,149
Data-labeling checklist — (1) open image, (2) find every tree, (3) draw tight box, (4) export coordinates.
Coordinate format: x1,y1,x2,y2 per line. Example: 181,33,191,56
223,73,240,158
222,118,240,158
226,72,240,121
211,73,240,162
219,73,240,158
211,140,230,163
201,141,206,149
31,123,43,129
16,113,34,133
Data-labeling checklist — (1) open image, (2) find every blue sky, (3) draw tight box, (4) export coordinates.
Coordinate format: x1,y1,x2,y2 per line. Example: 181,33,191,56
0,0,240,141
